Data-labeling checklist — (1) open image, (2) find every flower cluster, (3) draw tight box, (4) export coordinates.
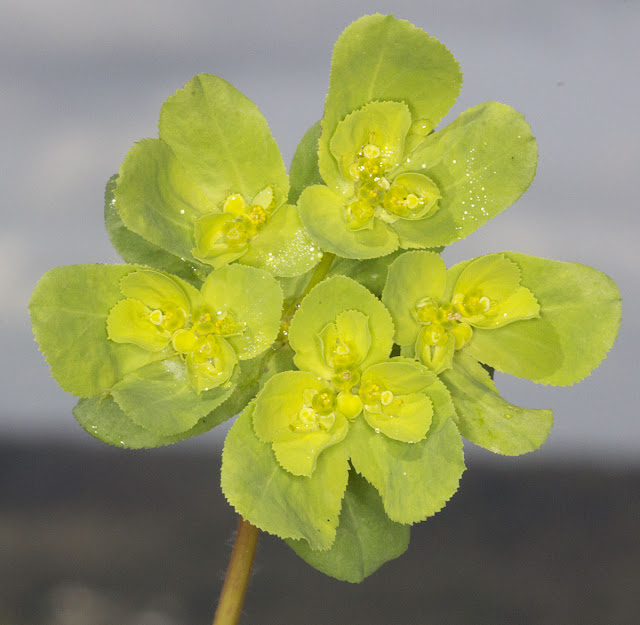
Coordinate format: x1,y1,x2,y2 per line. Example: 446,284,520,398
30,14,620,582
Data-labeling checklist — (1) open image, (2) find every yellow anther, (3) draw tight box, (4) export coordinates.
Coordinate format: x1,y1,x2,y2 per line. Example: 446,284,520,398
348,163,361,180
406,194,421,209
247,205,268,227
312,388,337,416
360,379,383,405
161,304,188,333
479,296,491,312
377,177,391,190
380,390,394,406
193,335,220,362
345,201,374,230
414,297,438,323
193,310,215,335
298,406,316,425
335,343,350,356
358,182,383,205
363,143,381,159
149,309,163,326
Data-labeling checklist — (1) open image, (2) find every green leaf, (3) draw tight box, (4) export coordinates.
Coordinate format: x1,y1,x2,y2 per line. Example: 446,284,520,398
390,102,538,248
441,352,553,455
73,394,225,449
159,74,289,207
289,275,395,378
382,250,448,345
347,375,464,524
30,264,167,398
200,264,283,360
111,356,236,435
287,471,410,582
115,138,216,262
320,14,462,188
238,203,322,277
288,121,323,204
104,175,207,286
465,252,621,385
221,402,350,550
298,185,399,259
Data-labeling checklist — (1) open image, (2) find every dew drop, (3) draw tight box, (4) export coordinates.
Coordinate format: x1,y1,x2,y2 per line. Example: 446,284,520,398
504,413,513,420
374,428,381,434
180,209,185,214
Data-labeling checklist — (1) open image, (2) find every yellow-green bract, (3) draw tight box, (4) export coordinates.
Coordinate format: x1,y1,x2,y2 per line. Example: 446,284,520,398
297,14,538,259
30,264,283,446
28,12,622,584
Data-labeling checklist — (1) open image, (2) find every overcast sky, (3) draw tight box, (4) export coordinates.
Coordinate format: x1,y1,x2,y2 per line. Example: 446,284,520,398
2,0,638,463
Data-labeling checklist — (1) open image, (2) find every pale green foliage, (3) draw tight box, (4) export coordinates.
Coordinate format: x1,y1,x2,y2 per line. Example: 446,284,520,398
288,471,410,583
115,74,318,278
29,13,621,584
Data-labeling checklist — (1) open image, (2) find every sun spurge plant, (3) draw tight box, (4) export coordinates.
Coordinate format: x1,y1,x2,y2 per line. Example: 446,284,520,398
30,12,620,619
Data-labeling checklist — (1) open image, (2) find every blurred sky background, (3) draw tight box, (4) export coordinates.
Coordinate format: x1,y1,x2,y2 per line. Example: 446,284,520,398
2,0,638,463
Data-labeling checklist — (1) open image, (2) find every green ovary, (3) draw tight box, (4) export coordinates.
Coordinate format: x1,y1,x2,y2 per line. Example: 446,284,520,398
343,144,441,230
192,188,275,266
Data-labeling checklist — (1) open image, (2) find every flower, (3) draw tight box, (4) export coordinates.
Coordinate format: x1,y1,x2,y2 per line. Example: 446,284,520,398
297,15,537,259
383,250,621,456
30,263,283,442
111,74,321,278
382,251,539,374
221,275,465,550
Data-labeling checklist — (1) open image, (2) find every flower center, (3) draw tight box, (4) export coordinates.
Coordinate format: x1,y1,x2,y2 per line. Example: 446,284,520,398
290,388,338,433
343,143,441,230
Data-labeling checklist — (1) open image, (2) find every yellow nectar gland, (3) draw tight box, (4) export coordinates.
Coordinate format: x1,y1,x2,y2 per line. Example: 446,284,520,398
148,304,188,334
414,297,472,350
331,367,361,392
220,192,272,248
192,334,220,363
358,379,402,414
290,389,337,433
452,290,491,317
344,142,437,229
193,308,241,337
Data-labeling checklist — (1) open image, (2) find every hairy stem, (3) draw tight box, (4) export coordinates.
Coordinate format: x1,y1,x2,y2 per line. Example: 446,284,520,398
212,517,260,625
